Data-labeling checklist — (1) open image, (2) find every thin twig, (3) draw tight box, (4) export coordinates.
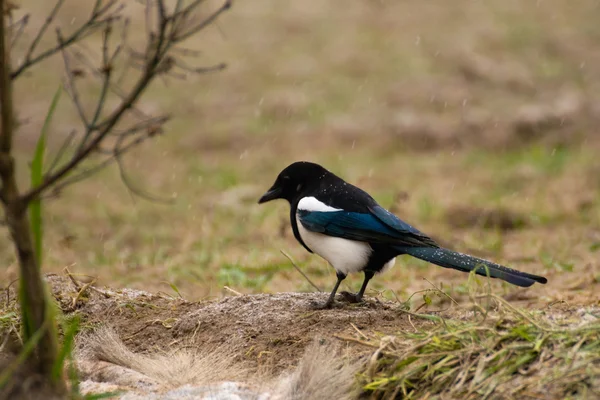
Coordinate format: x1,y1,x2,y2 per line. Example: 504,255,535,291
0,325,14,353
114,135,175,204
71,278,97,309
11,0,120,80
223,286,242,296
58,32,89,128
173,0,232,42
333,334,381,349
280,249,322,292
25,0,64,61
350,322,368,340
9,13,29,48
423,278,460,306
88,25,113,128
89,286,111,299
46,129,76,175
63,265,82,291
71,46,150,121
42,129,161,198
173,57,226,75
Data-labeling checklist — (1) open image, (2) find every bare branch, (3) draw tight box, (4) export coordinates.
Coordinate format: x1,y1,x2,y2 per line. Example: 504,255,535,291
0,0,14,154
169,46,202,57
9,13,29,49
91,50,111,127
46,130,77,176
58,31,89,128
111,115,168,138
24,0,64,62
172,0,231,42
101,23,112,71
70,45,151,121
20,0,232,204
156,0,167,22
43,117,168,199
173,0,185,16
79,24,115,154
144,0,152,41
174,57,226,75
22,71,154,203
10,0,122,80
115,141,174,204
108,17,128,65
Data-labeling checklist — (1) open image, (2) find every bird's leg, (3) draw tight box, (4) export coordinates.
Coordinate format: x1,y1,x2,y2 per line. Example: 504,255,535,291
311,271,346,309
356,270,375,301
340,270,375,303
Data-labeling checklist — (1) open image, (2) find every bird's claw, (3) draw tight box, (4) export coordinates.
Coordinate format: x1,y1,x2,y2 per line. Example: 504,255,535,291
339,291,363,304
309,299,343,310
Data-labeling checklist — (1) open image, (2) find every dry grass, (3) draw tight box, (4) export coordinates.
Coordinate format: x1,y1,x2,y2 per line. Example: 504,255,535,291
76,326,362,399
354,295,600,399
77,326,249,389
271,340,361,400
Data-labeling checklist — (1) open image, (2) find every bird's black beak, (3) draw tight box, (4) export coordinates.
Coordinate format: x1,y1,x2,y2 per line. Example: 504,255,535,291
258,186,282,204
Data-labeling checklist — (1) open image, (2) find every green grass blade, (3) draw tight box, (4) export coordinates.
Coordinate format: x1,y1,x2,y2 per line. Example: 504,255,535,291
83,392,123,400
167,281,184,299
18,281,34,343
52,315,79,381
29,86,61,266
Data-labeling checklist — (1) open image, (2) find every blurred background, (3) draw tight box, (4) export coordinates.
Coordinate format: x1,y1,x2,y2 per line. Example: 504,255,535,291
2,0,600,305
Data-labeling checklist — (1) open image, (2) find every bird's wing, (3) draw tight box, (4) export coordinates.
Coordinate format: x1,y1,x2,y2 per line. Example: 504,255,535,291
297,206,438,247
368,205,439,247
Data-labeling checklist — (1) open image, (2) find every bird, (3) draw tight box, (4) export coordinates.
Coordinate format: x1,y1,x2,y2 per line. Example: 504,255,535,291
258,161,548,309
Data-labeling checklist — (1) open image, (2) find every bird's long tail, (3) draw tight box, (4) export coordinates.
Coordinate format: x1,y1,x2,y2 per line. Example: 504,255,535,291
397,246,547,287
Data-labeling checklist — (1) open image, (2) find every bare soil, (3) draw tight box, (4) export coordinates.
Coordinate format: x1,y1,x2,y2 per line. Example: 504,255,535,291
45,275,419,374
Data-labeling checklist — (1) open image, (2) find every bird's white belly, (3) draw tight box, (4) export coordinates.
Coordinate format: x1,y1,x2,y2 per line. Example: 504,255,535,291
296,216,371,275
380,257,397,274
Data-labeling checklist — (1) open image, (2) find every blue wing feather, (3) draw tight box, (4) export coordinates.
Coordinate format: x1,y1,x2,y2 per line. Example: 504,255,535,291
297,208,438,247
368,205,438,247
368,206,421,235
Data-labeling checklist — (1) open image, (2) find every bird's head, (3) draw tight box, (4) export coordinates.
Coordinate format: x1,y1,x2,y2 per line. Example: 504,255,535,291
258,161,328,204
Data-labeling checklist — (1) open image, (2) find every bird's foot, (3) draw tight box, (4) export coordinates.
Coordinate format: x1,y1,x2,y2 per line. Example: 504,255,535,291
309,301,332,310
309,299,343,310
339,291,364,304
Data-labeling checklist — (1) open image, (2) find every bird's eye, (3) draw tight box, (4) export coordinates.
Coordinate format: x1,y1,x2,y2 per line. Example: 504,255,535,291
282,176,290,180
296,184,302,191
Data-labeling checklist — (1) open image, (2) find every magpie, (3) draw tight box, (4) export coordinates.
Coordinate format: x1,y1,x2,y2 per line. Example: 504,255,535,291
258,161,548,309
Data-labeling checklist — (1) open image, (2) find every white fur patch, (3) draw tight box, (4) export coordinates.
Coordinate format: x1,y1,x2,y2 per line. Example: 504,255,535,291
297,197,341,212
296,216,371,275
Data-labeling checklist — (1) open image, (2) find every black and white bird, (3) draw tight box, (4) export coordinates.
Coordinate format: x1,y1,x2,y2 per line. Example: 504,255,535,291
258,161,548,309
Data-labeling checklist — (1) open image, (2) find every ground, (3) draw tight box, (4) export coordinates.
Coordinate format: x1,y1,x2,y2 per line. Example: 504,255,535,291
2,274,599,399
1,0,600,398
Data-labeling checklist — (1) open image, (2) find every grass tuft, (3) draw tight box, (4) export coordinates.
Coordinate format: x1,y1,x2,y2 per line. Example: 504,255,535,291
356,294,600,399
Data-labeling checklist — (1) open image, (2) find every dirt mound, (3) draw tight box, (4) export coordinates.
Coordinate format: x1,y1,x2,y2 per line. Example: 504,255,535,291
3,275,420,397
172,292,409,372
37,275,415,373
